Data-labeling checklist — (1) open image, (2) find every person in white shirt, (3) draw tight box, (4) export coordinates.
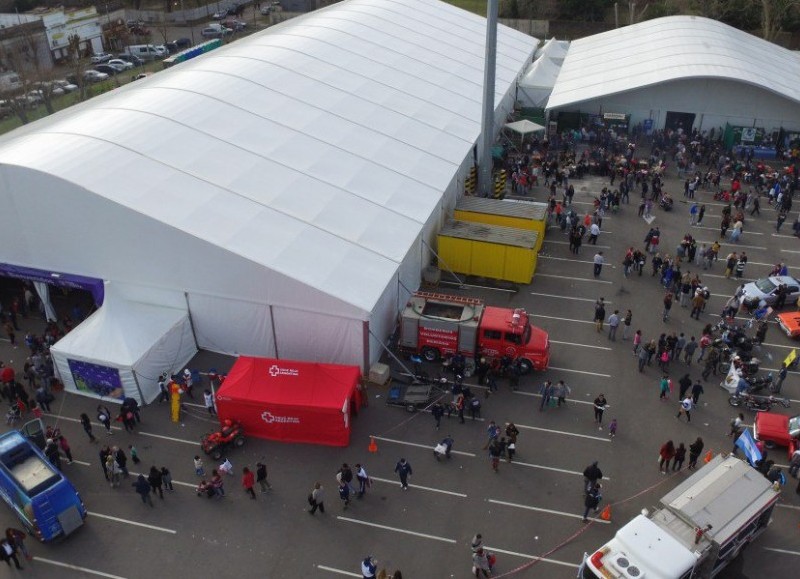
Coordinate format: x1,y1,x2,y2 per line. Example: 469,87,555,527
588,222,601,244
203,389,216,416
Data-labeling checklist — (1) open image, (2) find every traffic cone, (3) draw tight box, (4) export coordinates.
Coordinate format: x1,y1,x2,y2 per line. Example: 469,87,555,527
703,450,713,464
368,436,378,453
600,505,612,521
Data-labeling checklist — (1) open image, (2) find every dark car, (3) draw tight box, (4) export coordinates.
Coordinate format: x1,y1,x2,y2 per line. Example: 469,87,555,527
166,38,192,54
115,53,144,66
94,64,119,76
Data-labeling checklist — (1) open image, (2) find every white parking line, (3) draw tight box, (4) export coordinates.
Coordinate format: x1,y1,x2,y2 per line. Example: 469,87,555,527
371,436,476,457
536,273,612,284
88,512,177,534
513,390,594,406
531,292,612,304
544,240,612,249
550,340,612,351
549,366,611,378
780,248,800,253
694,225,764,235
773,234,797,239
763,547,800,556
316,565,360,577
539,255,616,268
777,504,800,511
761,342,796,350
337,516,456,543
510,460,611,480
488,499,611,524
697,241,767,250
515,424,610,443
33,557,128,579
484,546,579,569
369,476,467,498
43,414,198,445
529,314,594,325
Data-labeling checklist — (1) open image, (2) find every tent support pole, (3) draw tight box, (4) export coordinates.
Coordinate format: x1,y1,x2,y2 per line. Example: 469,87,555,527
131,371,146,406
421,239,464,288
362,321,370,373
183,292,200,350
269,305,280,358
368,328,415,378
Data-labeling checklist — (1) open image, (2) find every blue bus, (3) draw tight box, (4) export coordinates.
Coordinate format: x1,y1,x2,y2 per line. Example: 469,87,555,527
0,422,86,541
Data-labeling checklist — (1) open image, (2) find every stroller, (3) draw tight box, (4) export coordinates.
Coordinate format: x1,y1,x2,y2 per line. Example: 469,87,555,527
5,405,21,425
659,193,674,211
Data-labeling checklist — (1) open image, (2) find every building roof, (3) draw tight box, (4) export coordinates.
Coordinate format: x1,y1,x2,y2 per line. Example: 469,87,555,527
0,0,535,316
546,15,800,110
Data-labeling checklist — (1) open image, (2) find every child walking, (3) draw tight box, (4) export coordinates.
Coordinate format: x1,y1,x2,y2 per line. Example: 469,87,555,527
608,418,617,438
129,445,141,465
194,455,205,476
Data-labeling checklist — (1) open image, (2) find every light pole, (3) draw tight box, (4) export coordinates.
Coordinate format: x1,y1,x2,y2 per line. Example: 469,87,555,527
179,0,195,45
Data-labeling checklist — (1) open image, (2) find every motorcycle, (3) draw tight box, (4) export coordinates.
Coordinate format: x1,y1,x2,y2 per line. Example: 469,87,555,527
659,194,674,211
728,392,790,412
741,372,775,395
715,345,759,375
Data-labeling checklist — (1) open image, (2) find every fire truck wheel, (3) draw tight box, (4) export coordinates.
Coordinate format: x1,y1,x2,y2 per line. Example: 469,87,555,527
517,359,533,375
421,347,440,363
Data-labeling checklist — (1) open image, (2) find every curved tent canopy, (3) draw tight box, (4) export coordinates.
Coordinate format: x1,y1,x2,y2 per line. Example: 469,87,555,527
535,37,570,65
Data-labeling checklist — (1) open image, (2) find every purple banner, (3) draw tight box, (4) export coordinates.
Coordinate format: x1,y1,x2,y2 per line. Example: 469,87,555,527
67,359,124,400
0,263,104,306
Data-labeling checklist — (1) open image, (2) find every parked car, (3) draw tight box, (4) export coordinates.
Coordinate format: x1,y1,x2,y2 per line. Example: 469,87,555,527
777,311,800,338
94,65,119,76
221,18,246,31
754,412,799,458
108,59,134,71
115,53,144,66
201,26,233,38
166,39,192,54
153,45,169,58
90,52,113,64
32,81,65,96
261,1,281,14
212,9,228,19
0,99,11,118
83,70,109,83
740,276,800,309
53,79,79,93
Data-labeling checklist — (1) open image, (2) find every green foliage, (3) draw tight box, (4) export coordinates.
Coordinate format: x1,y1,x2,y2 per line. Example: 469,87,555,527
641,2,681,21
558,0,614,22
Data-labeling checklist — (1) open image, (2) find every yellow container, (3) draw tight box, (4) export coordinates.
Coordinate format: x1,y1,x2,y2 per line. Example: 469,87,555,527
454,197,547,251
437,220,539,284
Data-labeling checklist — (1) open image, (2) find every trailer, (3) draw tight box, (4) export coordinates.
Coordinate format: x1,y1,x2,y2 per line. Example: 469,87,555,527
581,455,779,579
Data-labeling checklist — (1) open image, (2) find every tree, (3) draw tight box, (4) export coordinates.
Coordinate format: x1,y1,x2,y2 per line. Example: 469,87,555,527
66,33,88,102
0,24,54,123
558,0,614,22
759,0,800,40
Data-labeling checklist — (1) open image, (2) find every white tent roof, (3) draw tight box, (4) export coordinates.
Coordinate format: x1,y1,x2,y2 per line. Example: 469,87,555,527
505,120,545,135
536,37,569,64
547,15,800,110
519,55,562,89
0,0,535,317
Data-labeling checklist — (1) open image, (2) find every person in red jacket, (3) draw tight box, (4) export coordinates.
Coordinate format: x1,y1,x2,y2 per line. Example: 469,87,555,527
659,440,676,474
242,467,256,500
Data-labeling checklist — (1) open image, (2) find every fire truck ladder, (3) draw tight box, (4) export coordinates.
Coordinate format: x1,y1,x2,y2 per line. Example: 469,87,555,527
413,291,484,306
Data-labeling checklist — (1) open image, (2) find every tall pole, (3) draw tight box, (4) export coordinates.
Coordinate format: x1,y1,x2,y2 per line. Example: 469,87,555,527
478,0,499,197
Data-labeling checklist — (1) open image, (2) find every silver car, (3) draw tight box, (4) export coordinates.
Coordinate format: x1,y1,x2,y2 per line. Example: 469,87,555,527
739,275,800,308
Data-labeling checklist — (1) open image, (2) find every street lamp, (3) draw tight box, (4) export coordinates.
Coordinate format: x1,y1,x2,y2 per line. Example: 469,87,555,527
179,0,195,45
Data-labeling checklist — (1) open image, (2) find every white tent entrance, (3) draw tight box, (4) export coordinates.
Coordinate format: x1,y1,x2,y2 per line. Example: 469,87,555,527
51,283,197,405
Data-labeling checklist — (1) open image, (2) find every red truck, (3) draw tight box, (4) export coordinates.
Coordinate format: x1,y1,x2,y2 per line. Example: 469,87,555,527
399,292,549,374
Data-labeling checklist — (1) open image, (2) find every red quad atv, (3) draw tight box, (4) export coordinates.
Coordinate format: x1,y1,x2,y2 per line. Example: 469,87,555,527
201,419,245,460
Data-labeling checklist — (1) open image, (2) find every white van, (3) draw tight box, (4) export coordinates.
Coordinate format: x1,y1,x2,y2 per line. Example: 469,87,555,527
124,45,163,62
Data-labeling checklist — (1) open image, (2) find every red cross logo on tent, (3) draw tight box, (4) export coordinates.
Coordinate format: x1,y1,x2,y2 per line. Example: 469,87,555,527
261,411,275,424
269,365,280,377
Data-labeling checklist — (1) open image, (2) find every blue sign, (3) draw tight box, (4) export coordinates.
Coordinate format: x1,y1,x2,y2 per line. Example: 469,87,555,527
68,359,124,400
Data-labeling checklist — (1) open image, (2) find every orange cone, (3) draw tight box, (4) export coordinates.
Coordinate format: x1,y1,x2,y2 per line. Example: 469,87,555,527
368,436,378,453
600,505,612,521
703,450,713,464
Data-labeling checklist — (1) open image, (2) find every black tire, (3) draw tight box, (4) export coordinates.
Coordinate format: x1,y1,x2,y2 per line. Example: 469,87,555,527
233,435,245,448
421,347,440,363
763,440,776,449
728,396,742,407
211,449,222,461
517,358,533,375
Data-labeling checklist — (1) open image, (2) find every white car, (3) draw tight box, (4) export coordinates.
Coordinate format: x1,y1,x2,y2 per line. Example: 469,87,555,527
108,59,134,71
53,79,79,93
83,70,109,83
90,52,113,64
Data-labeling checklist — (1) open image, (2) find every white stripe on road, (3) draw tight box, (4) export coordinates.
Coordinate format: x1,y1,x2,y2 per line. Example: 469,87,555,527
337,516,456,544
761,342,796,350
529,314,594,325
781,248,800,253
43,413,198,445
544,240,611,249
777,504,800,511
548,366,611,378
550,340,612,351
484,546,579,569
71,460,91,467
697,241,766,250
34,557,128,579
763,547,800,556
548,226,615,234
513,390,594,406
530,292,612,304
369,476,467,498
488,499,611,524
536,274,612,284
539,255,617,267
315,565,360,577
515,423,611,442
88,512,177,534
694,226,764,235
510,460,611,480
370,436,476,457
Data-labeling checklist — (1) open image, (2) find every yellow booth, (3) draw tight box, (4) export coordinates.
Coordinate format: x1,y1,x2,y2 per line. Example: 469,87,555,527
437,220,539,284
454,197,547,251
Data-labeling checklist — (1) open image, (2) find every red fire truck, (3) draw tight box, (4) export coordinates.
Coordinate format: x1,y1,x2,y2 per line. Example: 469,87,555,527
399,292,549,373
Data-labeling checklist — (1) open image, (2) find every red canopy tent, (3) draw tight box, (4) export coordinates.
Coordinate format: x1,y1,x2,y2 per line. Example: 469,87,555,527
215,357,363,447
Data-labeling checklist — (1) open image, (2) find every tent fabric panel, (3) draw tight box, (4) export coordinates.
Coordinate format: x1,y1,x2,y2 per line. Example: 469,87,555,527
271,306,364,367
188,293,275,358
132,315,198,404
51,350,139,404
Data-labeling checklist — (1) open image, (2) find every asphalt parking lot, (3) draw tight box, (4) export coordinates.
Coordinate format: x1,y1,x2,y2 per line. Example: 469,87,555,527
0,153,798,578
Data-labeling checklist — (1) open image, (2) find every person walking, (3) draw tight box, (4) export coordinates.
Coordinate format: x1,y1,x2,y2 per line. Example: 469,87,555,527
79,412,97,443
106,453,121,488
637,340,649,372
97,404,113,435
203,389,217,416
683,336,698,364
687,437,704,470
256,462,272,493
659,375,670,401
728,413,745,437
538,381,553,411
113,446,129,478
431,402,444,430
607,310,620,341
662,291,673,322
161,467,174,492
148,466,164,499
362,556,378,579
691,381,705,405
659,440,676,473
676,396,693,422
484,421,500,449
4,528,30,562
594,298,606,333
394,458,412,490
622,310,633,340
678,374,692,400
0,538,22,570
338,481,351,509
775,363,788,394
308,482,325,514
554,380,570,407
133,474,154,506
58,435,74,464
583,461,603,494
593,394,608,427
356,464,370,497
583,483,603,523
242,467,256,500
593,251,605,277
672,443,687,471
472,547,492,578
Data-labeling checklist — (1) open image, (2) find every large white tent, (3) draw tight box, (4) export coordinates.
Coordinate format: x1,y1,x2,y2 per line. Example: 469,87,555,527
546,15,800,133
518,54,563,107
0,0,536,387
